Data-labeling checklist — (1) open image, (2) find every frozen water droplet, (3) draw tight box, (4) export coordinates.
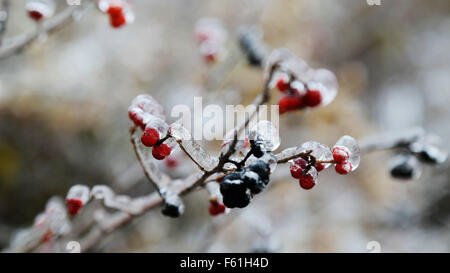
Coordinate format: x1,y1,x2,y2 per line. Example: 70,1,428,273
307,69,338,106
146,116,169,138
334,135,360,170
300,141,333,169
131,94,165,120
249,120,280,152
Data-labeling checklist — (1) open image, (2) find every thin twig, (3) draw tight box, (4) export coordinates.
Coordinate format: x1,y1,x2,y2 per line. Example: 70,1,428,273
0,4,88,59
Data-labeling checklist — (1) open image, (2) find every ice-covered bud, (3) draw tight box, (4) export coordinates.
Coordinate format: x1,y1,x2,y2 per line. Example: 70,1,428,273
66,185,90,216
160,189,184,218
389,154,422,180
334,135,360,171
26,0,55,22
249,120,280,154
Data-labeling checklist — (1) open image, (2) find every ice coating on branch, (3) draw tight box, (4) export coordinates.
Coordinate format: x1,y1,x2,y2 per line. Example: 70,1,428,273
26,0,56,20
408,134,448,164
160,189,185,217
130,94,165,120
249,120,280,152
169,122,218,171
300,141,333,169
334,135,361,170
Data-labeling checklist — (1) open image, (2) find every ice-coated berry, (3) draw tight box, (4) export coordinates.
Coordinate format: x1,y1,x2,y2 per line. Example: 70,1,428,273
152,143,171,160
276,74,290,92
389,154,421,180
247,160,270,184
290,158,308,179
141,128,160,147
161,203,182,218
250,139,264,158
299,174,316,190
335,161,352,175
332,146,350,163
315,163,325,172
243,170,266,194
209,201,226,216
28,10,44,21
66,199,83,216
220,172,252,208
334,136,360,170
304,89,322,107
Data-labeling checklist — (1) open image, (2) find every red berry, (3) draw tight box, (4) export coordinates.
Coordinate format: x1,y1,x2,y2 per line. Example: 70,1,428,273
165,157,178,168
110,13,126,28
315,163,325,172
66,199,83,216
304,89,322,107
107,5,123,16
293,158,308,168
204,53,216,63
290,158,308,179
278,96,305,114
141,128,160,147
41,230,54,243
290,164,303,179
332,146,350,163
152,143,171,160
335,161,352,175
209,202,226,216
299,174,316,190
128,110,145,129
276,76,290,92
28,10,43,22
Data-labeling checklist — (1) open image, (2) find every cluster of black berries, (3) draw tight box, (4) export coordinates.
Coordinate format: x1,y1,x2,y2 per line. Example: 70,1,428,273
389,140,447,180
220,160,270,208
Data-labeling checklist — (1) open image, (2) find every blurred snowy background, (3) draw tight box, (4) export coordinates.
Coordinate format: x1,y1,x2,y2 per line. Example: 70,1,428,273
0,0,449,252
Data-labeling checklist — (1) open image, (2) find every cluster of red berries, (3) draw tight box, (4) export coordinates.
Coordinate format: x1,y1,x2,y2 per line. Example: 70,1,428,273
195,18,226,64
128,94,172,160
276,73,323,114
290,157,323,190
332,146,353,175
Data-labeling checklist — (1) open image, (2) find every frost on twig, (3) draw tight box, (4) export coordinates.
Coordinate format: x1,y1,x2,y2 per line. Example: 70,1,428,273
5,197,71,253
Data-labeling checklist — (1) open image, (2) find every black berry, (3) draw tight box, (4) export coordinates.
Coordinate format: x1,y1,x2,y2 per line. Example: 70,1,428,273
247,160,270,184
250,139,265,158
220,172,252,208
161,203,182,217
243,170,266,194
